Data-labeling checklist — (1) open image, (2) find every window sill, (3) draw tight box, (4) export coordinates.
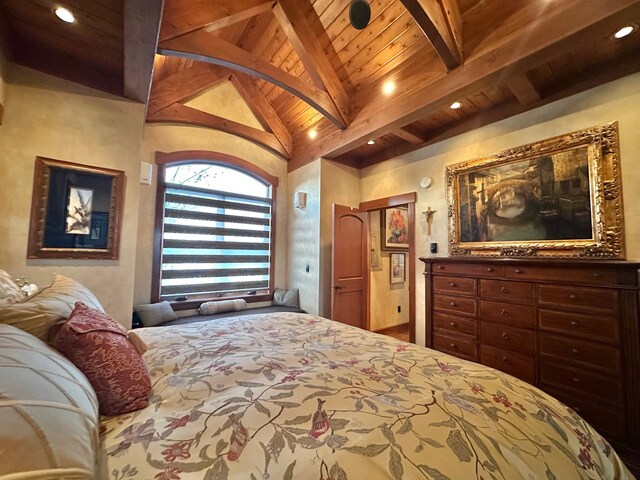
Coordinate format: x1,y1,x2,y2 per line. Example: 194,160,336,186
168,293,273,311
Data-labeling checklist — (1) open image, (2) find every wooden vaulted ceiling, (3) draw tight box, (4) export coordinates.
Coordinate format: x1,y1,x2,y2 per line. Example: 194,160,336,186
1,1,639,171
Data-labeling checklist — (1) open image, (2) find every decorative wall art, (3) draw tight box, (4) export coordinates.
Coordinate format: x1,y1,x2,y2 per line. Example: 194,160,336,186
446,122,624,258
382,206,409,250
27,157,125,259
390,253,405,284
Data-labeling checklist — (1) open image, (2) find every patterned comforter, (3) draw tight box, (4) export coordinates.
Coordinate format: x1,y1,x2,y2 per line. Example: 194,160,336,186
99,313,632,479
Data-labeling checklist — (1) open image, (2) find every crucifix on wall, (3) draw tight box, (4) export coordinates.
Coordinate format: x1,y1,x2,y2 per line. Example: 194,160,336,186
423,207,437,236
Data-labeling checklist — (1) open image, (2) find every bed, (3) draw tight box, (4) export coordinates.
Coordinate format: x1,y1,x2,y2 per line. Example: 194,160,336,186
98,312,632,479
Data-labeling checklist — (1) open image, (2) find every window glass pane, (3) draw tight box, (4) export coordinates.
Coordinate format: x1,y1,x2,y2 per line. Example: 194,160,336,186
165,164,269,198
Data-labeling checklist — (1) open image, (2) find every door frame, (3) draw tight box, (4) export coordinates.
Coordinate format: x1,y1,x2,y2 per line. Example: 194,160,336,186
359,192,417,343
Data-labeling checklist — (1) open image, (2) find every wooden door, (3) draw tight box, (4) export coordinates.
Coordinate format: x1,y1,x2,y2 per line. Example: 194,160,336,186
331,204,369,329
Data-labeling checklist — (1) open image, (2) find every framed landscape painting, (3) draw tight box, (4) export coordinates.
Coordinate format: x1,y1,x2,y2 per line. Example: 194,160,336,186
27,157,125,259
446,122,624,258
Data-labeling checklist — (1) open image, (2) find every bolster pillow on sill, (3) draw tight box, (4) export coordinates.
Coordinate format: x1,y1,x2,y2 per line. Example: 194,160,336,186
198,299,247,315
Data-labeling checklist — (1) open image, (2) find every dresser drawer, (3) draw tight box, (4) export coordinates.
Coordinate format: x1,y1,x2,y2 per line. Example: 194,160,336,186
543,387,625,439
539,361,623,403
434,294,477,317
432,262,503,277
539,333,621,373
480,345,534,383
480,322,534,355
434,333,477,361
434,312,477,337
537,284,618,315
479,300,534,329
480,279,533,304
537,309,619,344
505,265,619,286
433,276,477,296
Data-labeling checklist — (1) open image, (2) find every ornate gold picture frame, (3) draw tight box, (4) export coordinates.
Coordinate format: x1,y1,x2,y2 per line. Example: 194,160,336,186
27,157,125,259
446,122,624,258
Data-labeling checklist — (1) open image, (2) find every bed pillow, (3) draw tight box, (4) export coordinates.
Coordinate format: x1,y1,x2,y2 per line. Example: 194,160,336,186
54,302,152,416
0,274,104,341
0,269,24,307
0,324,99,478
199,298,247,315
272,288,299,308
134,301,177,327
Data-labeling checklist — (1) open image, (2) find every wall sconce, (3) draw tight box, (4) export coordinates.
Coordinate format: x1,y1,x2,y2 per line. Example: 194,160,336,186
294,191,307,209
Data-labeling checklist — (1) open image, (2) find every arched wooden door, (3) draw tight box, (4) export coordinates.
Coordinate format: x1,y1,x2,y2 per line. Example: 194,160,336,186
331,204,369,329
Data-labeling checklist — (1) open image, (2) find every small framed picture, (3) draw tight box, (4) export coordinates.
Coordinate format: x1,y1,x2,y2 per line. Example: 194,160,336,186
390,253,405,284
381,206,409,250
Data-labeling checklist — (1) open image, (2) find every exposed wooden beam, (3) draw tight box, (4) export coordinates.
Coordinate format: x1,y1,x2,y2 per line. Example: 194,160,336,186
159,30,347,129
229,72,293,156
160,0,273,42
124,0,164,105
290,0,640,172
147,103,290,160
400,0,463,70
392,125,428,145
359,51,640,168
148,63,228,116
0,5,14,62
272,0,349,126
506,72,542,105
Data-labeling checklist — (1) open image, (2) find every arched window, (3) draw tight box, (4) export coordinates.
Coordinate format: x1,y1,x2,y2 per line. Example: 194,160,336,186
152,151,278,307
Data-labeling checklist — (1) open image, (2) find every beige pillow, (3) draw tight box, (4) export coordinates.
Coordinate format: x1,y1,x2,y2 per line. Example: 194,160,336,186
0,324,99,478
0,274,104,341
134,301,177,327
199,298,247,315
0,269,24,307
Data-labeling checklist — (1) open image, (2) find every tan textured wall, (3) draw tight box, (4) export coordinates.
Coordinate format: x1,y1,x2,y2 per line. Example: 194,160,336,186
319,160,361,318
361,72,640,345
0,64,145,328
287,160,321,314
369,210,409,331
135,81,289,306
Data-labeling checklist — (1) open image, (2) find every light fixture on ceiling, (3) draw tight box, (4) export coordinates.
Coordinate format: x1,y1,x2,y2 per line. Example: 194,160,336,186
349,0,371,30
367,140,375,145
613,25,636,39
450,101,462,109
382,80,396,96
54,7,76,23
308,128,318,140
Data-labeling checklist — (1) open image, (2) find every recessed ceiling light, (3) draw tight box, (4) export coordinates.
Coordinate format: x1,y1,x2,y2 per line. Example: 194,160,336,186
367,140,375,145
613,25,636,39
54,7,75,23
308,129,318,140
382,80,396,96
450,101,462,110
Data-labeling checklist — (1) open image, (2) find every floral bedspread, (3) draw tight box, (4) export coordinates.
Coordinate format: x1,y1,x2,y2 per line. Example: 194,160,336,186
99,313,632,480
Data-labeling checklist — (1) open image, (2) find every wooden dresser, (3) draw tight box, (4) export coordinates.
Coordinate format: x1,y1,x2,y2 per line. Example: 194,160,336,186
420,257,640,447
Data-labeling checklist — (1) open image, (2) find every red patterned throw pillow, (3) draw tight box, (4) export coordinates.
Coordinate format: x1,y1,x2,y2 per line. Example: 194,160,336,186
55,302,152,416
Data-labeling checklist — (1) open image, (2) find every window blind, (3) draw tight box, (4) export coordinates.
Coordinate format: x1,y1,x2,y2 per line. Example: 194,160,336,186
160,182,272,299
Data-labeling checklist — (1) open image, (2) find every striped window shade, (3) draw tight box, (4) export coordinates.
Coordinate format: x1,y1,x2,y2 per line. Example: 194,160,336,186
158,163,273,301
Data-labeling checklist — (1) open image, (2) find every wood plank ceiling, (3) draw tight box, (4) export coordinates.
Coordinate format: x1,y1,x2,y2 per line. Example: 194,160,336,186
1,0,639,171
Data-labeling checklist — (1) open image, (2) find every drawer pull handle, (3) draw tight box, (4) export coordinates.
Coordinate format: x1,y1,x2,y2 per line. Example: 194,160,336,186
449,322,456,327
514,269,522,274
450,302,457,307
570,320,580,327
501,356,508,363
571,348,579,354
449,282,457,287
486,268,493,272
593,273,600,277
569,294,577,300
450,343,457,348
501,309,509,316
572,377,581,383
500,287,509,293
501,331,509,340
437,265,444,270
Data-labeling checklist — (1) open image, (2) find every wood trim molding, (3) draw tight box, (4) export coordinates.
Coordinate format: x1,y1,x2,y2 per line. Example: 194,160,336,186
158,31,347,129
148,103,290,159
124,0,164,105
359,192,418,211
155,150,279,186
272,0,349,126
